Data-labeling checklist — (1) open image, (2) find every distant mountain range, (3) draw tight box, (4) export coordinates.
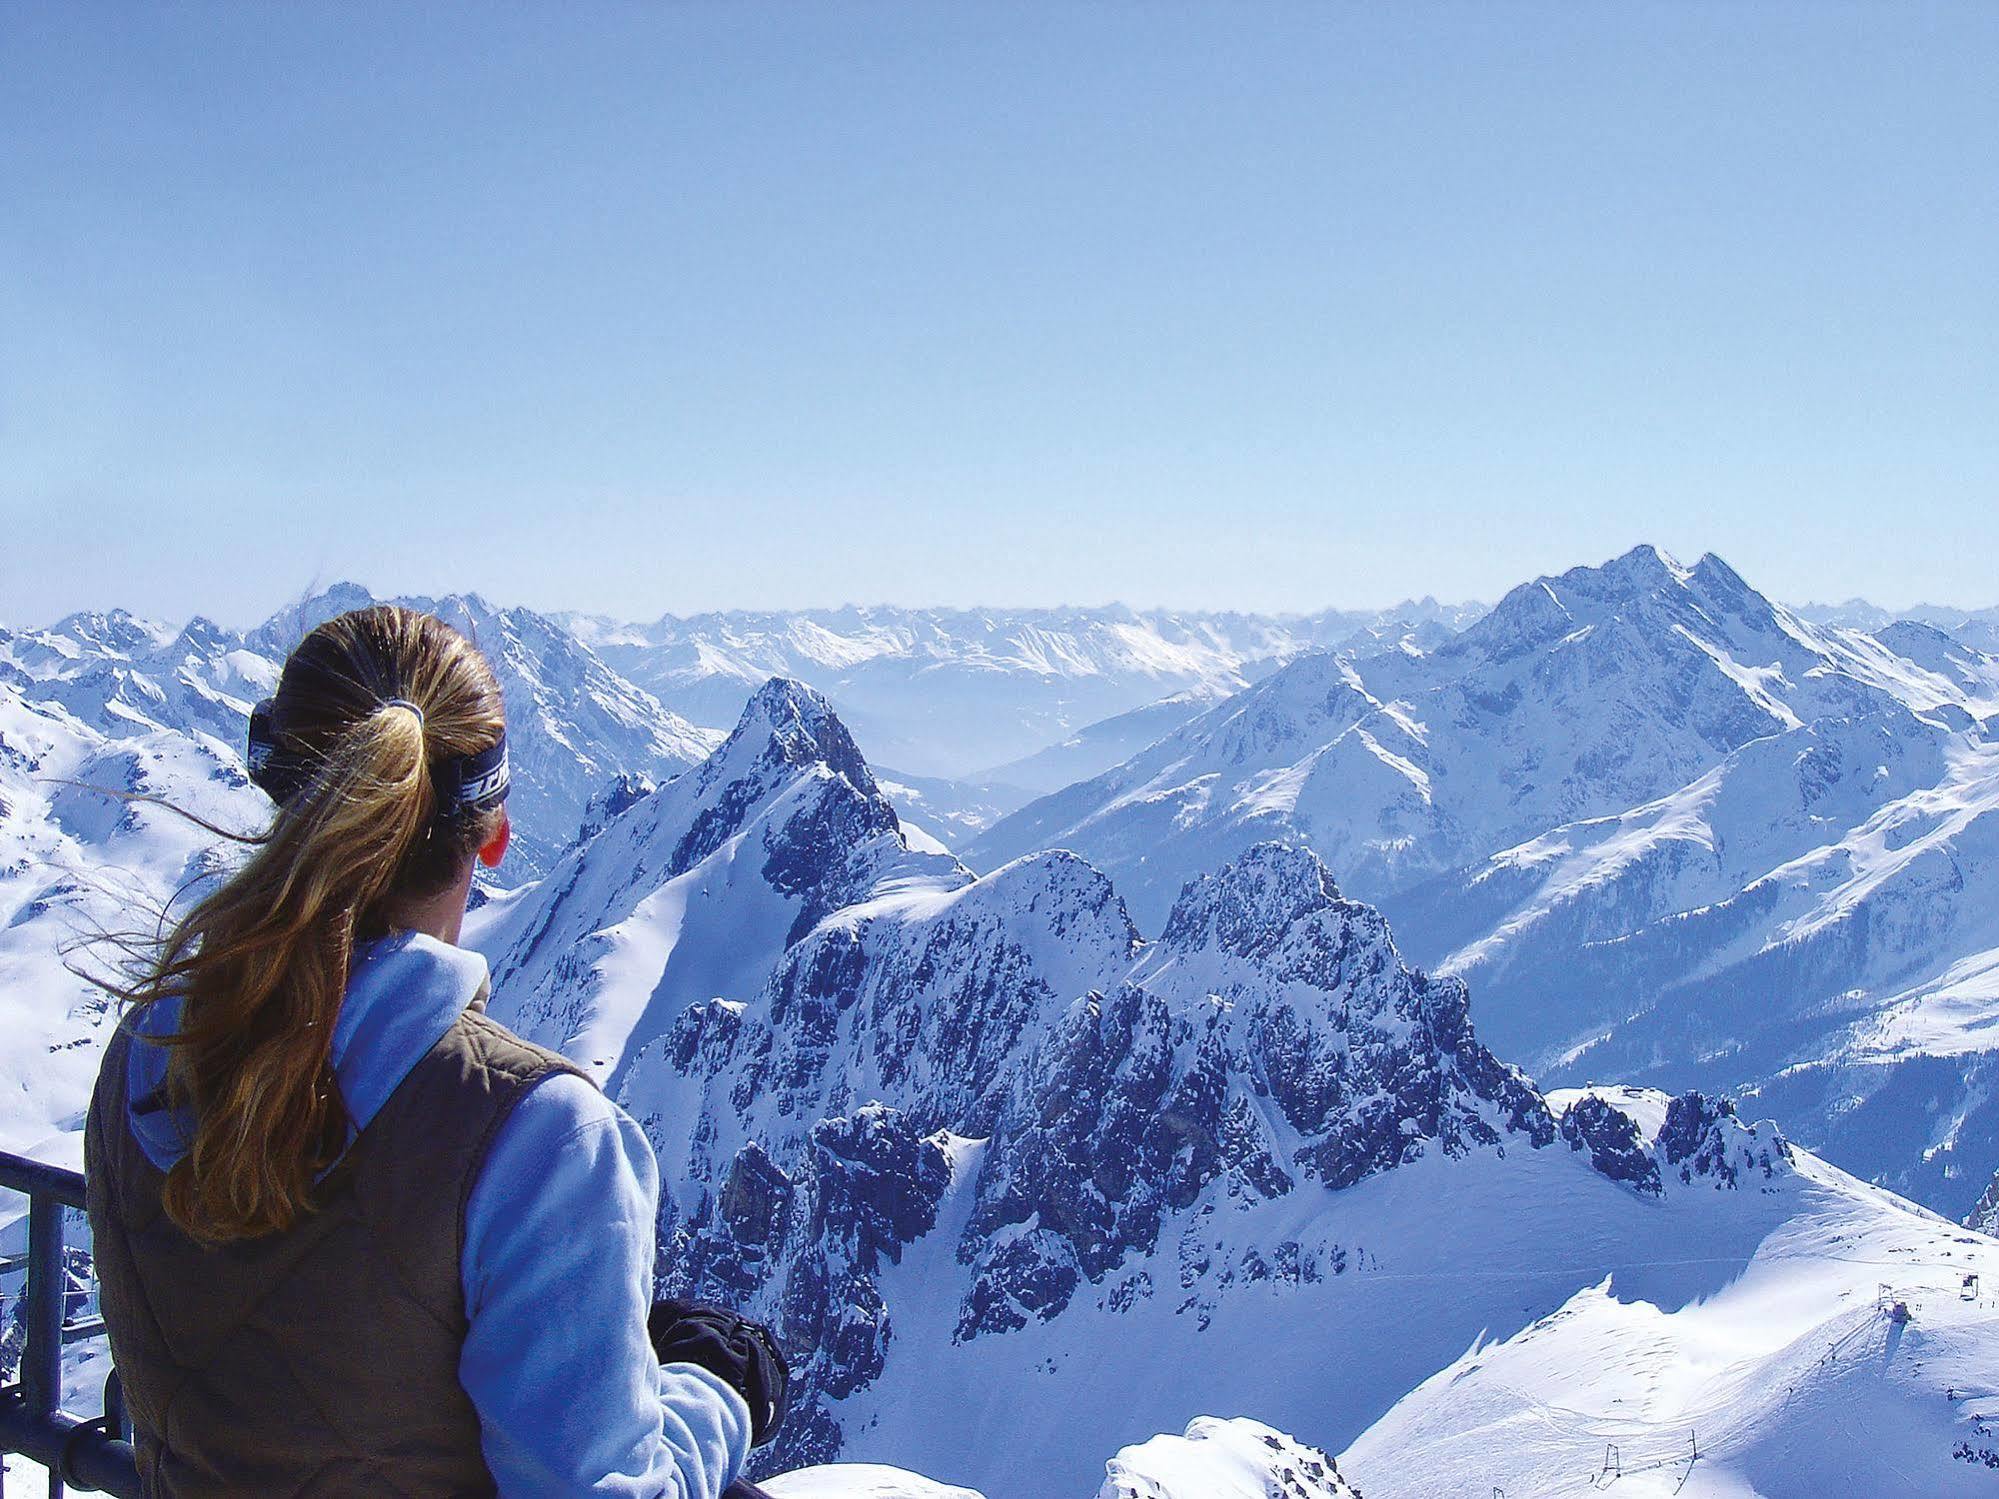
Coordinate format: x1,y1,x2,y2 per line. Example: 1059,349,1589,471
558,601,1485,780
1796,598,1999,653
6,558,1999,1495
2,587,718,878
0,594,1485,860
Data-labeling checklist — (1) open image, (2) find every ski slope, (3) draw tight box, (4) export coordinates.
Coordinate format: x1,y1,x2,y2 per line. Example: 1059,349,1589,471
1344,1090,1999,1498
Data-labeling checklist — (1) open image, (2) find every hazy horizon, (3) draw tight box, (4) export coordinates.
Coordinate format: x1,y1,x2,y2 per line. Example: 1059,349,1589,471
11,547,1998,638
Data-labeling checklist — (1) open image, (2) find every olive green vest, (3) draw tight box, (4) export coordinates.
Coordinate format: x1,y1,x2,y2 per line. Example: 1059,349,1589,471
85,1005,586,1497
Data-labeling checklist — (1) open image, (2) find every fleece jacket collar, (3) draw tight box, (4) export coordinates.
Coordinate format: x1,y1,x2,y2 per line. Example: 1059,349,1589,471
125,931,492,1174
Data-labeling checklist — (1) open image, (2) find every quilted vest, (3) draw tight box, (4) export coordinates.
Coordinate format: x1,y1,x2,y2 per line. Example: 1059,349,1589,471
85,1004,586,1497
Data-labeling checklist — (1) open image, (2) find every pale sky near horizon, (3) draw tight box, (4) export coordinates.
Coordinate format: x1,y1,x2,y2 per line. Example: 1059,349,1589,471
3,3,1995,629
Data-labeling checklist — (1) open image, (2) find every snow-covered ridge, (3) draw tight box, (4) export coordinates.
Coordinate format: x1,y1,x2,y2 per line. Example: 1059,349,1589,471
1345,1086,1999,1498
966,545,1999,1221
472,678,963,1091
0,674,266,1158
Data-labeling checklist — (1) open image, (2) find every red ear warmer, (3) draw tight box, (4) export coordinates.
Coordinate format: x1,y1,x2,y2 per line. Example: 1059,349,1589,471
478,820,510,868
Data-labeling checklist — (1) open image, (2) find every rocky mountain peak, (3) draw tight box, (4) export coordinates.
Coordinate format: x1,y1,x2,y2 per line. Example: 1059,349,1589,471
671,680,900,882
247,581,381,655
736,677,879,793
1463,544,1778,663
1591,540,1685,589
1689,548,1752,596
1161,841,1340,958
161,615,235,661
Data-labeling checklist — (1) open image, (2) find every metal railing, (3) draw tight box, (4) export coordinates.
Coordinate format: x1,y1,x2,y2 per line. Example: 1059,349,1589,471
0,1151,139,1498
1,1150,780,1499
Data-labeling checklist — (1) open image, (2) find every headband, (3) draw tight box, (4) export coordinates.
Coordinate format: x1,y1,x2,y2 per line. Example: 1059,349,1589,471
246,698,510,816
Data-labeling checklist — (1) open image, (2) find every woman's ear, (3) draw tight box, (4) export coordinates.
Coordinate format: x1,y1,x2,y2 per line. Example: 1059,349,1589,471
478,814,511,869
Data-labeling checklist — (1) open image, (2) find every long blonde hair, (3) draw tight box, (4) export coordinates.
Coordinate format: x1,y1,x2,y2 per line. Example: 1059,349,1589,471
122,605,506,1242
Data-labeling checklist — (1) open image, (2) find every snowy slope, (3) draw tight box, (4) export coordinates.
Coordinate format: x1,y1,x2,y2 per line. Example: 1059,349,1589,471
5,585,717,880
760,1420,1366,1499
1383,717,1999,1216
1344,1087,1999,1499
0,677,266,1160
975,686,1234,794
1872,619,1999,717
1096,1419,1361,1498
764,1468,987,1499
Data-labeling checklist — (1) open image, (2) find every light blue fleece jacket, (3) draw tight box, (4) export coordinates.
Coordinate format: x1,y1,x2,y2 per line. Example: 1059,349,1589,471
122,931,751,1499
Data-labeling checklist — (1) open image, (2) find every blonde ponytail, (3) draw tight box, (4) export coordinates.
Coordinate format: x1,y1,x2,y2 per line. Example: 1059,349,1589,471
119,606,506,1242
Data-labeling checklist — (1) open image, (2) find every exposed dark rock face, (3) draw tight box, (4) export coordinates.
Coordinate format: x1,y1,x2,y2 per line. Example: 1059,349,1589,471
1560,1094,1663,1196
660,1103,955,1472
490,683,1770,1480
1659,1090,1791,1187
1969,1169,1999,1236
615,825,1561,1467
570,770,657,848
947,846,1556,1351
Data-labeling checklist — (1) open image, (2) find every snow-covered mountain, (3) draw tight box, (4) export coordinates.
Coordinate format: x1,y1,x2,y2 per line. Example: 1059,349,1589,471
3,586,719,880
252,584,721,875
563,603,1483,780
0,674,265,1161
467,679,1997,1496
967,546,1999,1220
1404,717,1999,1214
970,546,1978,921
2,608,278,745
470,679,963,1091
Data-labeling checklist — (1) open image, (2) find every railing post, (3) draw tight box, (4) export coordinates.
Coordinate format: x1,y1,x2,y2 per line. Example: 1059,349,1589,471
21,1196,63,1424
3,1151,150,1498
26,1197,66,1499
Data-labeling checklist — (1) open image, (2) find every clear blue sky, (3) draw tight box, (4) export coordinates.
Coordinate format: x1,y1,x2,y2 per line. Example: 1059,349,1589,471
3,3,1994,627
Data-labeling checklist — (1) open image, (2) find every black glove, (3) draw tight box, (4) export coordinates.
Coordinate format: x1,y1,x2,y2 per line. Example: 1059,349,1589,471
648,1297,790,1448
